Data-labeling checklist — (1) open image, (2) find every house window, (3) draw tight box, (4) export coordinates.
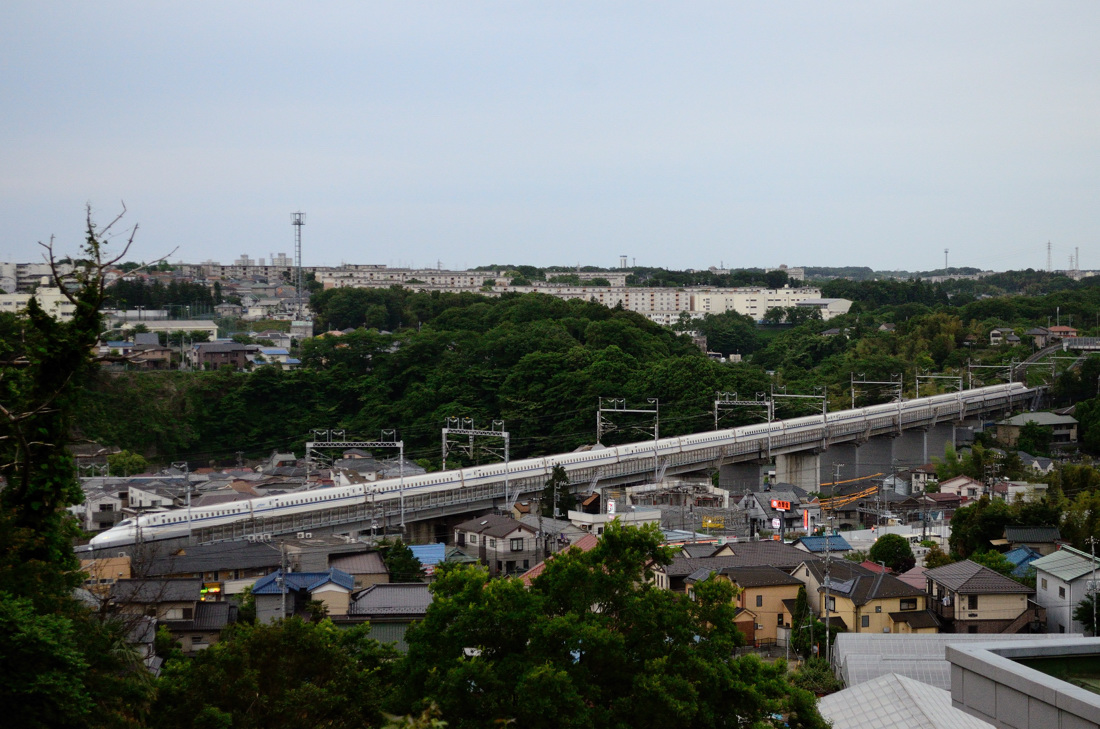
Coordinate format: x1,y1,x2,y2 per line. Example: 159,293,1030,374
469,534,477,544
1041,578,1048,590
756,594,763,608
489,539,496,548
861,615,869,628
826,596,836,611
967,595,978,610
1059,586,1065,599
510,538,524,552
900,598,917,611
777,613,784,626
875,606,882,613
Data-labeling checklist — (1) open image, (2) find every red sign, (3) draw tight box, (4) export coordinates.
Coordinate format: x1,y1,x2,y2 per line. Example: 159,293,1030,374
770,499,791,511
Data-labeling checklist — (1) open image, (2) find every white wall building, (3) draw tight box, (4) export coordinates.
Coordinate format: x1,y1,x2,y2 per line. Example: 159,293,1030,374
0,287,78,321
1031,546,1100,635
690,287,824,320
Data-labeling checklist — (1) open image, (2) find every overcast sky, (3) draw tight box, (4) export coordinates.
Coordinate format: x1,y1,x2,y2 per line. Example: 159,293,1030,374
2,3,1098,272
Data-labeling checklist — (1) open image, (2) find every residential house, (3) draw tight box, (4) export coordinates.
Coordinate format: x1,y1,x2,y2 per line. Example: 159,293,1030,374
400,544,442,580
989,328,1016,346
1025,327,1051,348
737,488,812,537
792,534,853,556
516,514,589,551
794,560,935,635
999,480,1049,502
337,583,433,651
997,412,1078,448
997,526,1061,556
80,555,132,596
520,533,600,587
689,566,803,646
652,541,815,593
1016,451,1055,475
938,475,983,500
454,514,539,576
1002,546,1044,579
193,341,251,370
328,551,390,590
565,507,661,536
1031,546,1100,635
909,464,939,493
924,560,1039,634
916,492,963,522
1048,325,1078,340
251,568,355,623
108,578,238,653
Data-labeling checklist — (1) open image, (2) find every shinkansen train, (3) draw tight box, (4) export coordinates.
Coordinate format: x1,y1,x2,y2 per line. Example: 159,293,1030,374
88,382,1033,548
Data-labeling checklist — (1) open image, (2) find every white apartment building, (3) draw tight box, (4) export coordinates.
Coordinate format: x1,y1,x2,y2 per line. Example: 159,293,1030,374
0,261,74,293
0,287,77,321
690,287,824,320
1031,546,1100,635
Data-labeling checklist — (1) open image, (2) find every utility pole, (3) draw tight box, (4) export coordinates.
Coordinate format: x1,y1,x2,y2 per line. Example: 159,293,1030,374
825,518,832,663
172,461,191,536
1089,536,1098,636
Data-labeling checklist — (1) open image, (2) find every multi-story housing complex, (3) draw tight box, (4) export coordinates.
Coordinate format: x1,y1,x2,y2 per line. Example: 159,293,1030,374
690,287,824,319
0,261,74,292
0,287,77,321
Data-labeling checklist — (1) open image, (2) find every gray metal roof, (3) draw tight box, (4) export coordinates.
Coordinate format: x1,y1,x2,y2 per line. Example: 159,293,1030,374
329,551,387,576
818,672,994,729
998,412,1078,427
454,514,535,538
1031,546,1100,582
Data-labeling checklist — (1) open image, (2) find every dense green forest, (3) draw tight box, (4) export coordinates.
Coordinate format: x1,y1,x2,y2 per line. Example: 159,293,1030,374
73,272,1100,467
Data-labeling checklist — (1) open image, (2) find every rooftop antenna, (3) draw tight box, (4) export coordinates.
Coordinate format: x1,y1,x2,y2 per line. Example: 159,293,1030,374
944,248,949,271
291,212,305,319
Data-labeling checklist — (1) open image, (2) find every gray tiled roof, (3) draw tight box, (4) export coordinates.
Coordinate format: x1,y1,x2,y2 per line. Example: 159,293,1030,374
717,566,804,588
662,542,816,577
805,561,925,605
110,578,201,603
349,583,432,617
454,514,535,539
924,560,1032,594
1004,526,1060,543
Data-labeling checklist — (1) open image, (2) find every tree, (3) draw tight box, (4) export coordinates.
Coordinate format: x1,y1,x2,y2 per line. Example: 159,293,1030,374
107,449,148,476
381,538,425,583
970,550,1017,578
1015,421,1054,456
396,522,829,729
923,544,955,569
152,618,395,729
1074,594,1099,636
0,207,162,727
868,533,916,572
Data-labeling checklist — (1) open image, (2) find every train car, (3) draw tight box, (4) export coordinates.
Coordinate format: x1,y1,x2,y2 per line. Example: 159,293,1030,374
89,383,1035,549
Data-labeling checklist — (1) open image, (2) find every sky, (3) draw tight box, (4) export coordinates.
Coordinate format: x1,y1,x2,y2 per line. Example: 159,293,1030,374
2,2,1098,272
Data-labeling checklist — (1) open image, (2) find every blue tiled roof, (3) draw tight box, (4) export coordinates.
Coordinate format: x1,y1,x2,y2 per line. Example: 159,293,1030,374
251,568,354,595
796,535,852,553
1003,546,1043,577
409,543,446,567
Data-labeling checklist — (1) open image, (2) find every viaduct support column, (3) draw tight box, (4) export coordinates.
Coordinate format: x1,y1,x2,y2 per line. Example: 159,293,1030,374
775,452,821,491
